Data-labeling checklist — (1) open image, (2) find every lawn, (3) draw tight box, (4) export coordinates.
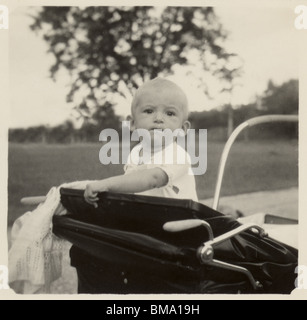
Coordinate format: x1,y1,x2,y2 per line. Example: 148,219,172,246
7,139,298,226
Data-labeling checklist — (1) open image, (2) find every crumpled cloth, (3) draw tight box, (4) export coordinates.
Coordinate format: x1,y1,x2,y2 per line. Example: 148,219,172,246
8,180,93,294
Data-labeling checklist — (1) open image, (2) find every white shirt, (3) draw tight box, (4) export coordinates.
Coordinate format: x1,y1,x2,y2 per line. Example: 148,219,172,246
124,142,198,201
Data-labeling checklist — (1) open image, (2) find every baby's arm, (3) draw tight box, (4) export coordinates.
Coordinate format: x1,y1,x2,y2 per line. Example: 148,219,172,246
84,168,168,207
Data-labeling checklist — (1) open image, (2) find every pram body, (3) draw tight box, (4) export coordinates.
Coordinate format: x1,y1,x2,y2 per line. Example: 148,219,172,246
53,188,297,294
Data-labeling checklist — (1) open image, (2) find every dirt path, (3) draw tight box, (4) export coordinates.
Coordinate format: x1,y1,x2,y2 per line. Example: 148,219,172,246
200,187,298,220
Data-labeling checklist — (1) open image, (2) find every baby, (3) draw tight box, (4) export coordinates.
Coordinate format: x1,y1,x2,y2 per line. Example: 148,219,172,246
84,77,198,207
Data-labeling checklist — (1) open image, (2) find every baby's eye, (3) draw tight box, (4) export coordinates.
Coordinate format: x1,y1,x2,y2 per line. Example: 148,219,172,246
143,109,153,114
166,111,176,116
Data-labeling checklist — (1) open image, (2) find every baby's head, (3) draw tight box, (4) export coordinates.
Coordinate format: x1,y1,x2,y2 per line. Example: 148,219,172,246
129,78,190,133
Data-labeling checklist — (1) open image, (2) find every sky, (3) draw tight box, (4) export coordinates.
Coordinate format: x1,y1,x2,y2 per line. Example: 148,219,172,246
9,5,299,128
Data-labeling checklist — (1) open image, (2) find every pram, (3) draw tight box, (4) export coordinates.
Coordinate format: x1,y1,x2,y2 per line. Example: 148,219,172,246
22,115,299,294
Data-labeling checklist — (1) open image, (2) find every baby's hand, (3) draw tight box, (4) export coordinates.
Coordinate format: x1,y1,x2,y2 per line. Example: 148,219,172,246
84,183,99,208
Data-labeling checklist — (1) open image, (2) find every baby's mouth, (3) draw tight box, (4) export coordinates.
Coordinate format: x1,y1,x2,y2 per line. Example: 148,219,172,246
149,127,164,131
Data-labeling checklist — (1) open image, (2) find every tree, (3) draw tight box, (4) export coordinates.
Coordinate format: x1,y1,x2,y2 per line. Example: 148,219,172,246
30,6,240,121
261,79,298,115
79,101,122,141
49,120,75,143
212,53,243,137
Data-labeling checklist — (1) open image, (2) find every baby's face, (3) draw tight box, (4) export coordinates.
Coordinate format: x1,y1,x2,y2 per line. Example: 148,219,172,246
131,85,190,135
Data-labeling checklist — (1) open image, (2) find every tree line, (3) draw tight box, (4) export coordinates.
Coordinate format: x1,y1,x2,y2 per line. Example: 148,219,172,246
190,79,298,141
9,79,298,143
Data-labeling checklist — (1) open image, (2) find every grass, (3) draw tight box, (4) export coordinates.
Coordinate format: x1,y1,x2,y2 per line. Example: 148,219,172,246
8,139,298,226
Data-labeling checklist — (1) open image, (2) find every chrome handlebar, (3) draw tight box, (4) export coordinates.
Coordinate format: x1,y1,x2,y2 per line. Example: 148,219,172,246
212,115,298,210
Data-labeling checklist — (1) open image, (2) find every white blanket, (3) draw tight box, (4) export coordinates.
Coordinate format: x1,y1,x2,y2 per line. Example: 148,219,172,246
8,181,92,294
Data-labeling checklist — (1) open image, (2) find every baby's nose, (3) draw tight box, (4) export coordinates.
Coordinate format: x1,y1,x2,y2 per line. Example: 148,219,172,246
154,112,164,123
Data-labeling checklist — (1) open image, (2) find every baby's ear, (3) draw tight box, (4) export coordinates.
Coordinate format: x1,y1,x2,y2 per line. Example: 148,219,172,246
126,115,135,131
182,120,191,135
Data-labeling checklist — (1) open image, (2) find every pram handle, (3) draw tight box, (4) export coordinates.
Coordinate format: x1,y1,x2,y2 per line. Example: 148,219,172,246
163,219,214,240
213,114,298,210
164,219,267,290
206,222,268,246
198,222,268,291
20,196,46,205
204,259,263,290
163,220,267,239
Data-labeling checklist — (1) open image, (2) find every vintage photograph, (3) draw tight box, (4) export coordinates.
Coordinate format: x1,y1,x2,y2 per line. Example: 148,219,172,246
2,2,304,298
